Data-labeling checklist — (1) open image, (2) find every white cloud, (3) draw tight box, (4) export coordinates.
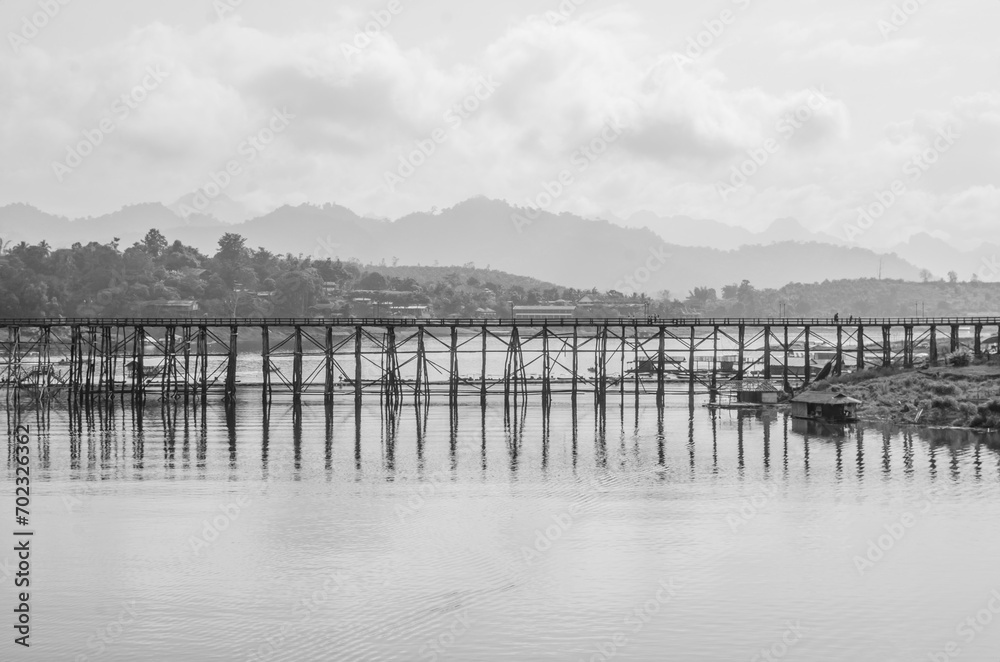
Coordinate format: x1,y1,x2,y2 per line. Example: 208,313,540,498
0,1,996,251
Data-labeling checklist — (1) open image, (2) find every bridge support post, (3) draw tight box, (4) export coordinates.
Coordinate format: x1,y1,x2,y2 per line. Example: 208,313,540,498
571,327,579,404
763,325,772,380
225,325,238,400
101,326,114,395
929,325,938,364
415,327,426,404
450,326,459,405
354,326,363,406
261,326,271,398
904,326,914,368
594,326,607,407
633,325,640,407
384,326,400,403
882,325,891,368
197,326,208,400
85,326,97,398
182,326,192,404
835,325,843,376
293,325,304,398
975,324,983,358
710,326,718,401
480,327,487,405
736,325,745,381
69,325,79,398
782,326,790,388
803,325,811,386
324,326,335,403
164,325,177,399
857,325,865,371
542,325,550,407
657,326,665,404
619,325,626,403
951,325,960,354
688,326,696,393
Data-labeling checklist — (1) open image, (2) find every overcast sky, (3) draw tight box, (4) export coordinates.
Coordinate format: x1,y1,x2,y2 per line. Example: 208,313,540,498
0,0,997,249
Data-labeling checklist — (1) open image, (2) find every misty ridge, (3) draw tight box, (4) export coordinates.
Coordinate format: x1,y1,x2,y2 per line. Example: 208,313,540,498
1,196,996,299
2,196,999,319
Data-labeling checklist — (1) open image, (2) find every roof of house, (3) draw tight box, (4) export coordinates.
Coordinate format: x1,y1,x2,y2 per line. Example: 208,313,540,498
513,305,576,311
791,391,862,405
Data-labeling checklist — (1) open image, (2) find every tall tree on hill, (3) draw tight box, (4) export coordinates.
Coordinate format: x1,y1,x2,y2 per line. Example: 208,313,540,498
140,229,168,257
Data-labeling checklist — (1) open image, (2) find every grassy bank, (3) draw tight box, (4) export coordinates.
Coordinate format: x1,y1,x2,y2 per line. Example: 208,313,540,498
811,362,1000,429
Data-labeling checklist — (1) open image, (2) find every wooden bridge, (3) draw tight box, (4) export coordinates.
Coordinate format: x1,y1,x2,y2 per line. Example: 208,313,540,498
1,317,997,407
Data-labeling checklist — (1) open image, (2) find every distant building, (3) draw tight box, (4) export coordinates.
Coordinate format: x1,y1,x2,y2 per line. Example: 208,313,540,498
513,305,576,319
575,296,646,317
389,305,431,319
140,300,200,317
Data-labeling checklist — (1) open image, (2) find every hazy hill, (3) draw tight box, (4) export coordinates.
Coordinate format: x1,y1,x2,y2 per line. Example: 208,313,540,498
624,211,846,251
0,197,927,293
0,202,222,248
891,233,1000,281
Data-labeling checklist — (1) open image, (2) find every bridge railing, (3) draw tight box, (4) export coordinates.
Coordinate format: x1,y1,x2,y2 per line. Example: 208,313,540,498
1,316,1000,327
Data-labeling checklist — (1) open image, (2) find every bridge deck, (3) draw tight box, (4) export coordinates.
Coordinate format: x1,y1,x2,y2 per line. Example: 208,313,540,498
0,316,999,328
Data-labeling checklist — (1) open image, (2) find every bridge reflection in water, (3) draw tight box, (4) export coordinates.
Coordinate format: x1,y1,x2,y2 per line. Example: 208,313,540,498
5,395,998,485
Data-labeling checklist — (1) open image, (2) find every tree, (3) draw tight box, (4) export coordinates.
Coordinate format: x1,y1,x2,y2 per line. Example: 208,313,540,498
358,271,388,291
141,229,168,257
215,233,248,263
919,269,933,283
948,270,958,284
686,287,717,307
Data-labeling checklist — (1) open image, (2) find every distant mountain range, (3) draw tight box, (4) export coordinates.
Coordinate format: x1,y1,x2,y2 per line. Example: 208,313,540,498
0,197,989,293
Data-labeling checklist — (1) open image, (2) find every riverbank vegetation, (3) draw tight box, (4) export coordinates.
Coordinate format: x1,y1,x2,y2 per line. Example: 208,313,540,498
811,359,1000,429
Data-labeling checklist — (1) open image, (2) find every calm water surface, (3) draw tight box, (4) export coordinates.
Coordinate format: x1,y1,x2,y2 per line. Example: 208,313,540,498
4,396,1000,661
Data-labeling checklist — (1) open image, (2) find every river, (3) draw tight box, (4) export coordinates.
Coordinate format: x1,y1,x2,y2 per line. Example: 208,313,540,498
3,396,1000,660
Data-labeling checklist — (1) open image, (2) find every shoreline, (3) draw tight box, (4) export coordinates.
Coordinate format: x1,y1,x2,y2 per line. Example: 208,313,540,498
802,361,1000,431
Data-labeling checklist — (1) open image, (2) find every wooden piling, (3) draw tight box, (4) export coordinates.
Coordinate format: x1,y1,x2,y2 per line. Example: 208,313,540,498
835,325,843,376
571,327,579,403
324,326,335,402
197,326,208,399
688,326,696,391
225,325,238,399
542,325,551,406
710,325,718,400
882,326,892,368
354,326,363,405
656,326,666,403
182,326,192,403
449,326,459,404
856,325,865,371
480,326,487,404
261,326,271,397
904,326,914,368
736,325,745,381
763,325,772,380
